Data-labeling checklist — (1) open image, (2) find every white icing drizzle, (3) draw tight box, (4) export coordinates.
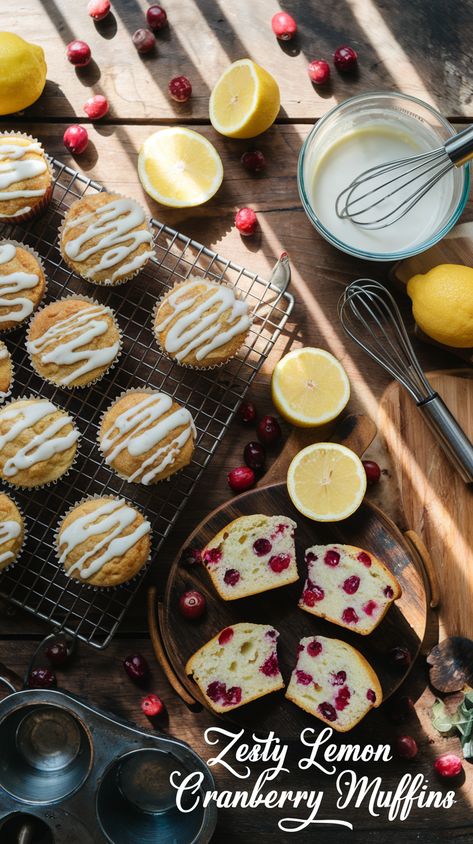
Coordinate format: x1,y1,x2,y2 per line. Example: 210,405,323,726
59,498,150,580
155,280,251,362
0,344,8,361
0,400,79,478
0,519,21,565
101,392,195,485
0,142,48,217
0,243,40,324
27,303,120,386
63,197,154,281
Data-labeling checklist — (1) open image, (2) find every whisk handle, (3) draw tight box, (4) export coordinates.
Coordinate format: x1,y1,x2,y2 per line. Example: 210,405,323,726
419,394,473,483
445,124,473,167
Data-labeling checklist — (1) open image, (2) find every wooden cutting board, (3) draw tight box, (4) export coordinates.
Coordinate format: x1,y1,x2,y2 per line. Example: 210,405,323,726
380,369,473,639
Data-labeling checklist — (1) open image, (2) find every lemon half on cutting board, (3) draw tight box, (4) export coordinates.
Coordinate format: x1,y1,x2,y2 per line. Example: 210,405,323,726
287,442,367,522
272,347,350,427
209,59,280,138
138,127,224,207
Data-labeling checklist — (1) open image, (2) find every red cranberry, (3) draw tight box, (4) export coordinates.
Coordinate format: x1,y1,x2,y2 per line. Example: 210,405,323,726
66,40,91,67
133,28,155,53
296,670,312,685
434,753,462,779
367,688,377,703
363,459,381,485
266,629,277,639
181,546,202,566
384,585,394,598
342,607,359,624
318,701,337,721
224,568,240,586
84,94,109,119
363,600,378,616
260,652,279,677
389,646,412,669
225,686,242,706
63,125,89,155
333,45,358,72
357,551,371,567
28,668,56,689
203,547,222,565
218,627,234,645
169,76,192,102
141,693,164,717
45,641,69,667
330,670,347,686
342,575,360,594
235,207,258,236
146,4,168,30
271,11,297,40
324,549,340,567
269,553,290,573
396,735,418,759
302,585,324,606
257,415,281,446
244,441,266,471
227,466,255,493
241,150,266,173
87,0,110,20
307,639,323,657
253,537,272,556
207,680,226,702
179,590,206,620
305,551,318,563
238,400,257,424
335,686,351,710
124,653,150,682
308,59,330,85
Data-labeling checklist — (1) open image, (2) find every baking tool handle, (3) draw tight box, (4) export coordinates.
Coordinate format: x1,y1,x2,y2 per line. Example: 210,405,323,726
404,530,440,609
419,393,473,483
445,124,473,167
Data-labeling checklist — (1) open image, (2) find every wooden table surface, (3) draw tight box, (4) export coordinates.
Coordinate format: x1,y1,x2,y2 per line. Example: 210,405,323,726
1,2,473,842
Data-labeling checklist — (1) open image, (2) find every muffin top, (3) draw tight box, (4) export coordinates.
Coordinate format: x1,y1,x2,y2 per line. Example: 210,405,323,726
0,341,13,400
0,240,46,331
99,390,195,485
57,496,151,587
154,277,251,367
0,492,24,570
61,192,155,284
27,297,121,388
0,398,79,488
0,134,51,219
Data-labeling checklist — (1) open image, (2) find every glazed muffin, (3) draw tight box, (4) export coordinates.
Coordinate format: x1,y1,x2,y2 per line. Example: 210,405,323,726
0,492,24,571
56,496,151,587
0,240,46,332
153,277,252,368
27,297,122,388
0,133,53,222
0,398,80,488
98,389,195,485
60,192,155,285
0,341,13,401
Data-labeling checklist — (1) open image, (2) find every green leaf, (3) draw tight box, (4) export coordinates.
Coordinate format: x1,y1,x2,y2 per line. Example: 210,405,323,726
431,699,455,733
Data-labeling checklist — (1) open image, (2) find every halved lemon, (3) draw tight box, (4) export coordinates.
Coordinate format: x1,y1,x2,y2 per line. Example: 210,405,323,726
272,347,350,427
209,58,280,139
287,442,367,522
138,127,223,207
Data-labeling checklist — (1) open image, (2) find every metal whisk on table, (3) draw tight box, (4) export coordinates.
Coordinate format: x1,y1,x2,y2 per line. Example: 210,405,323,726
335,124,473,229
338,279,473,483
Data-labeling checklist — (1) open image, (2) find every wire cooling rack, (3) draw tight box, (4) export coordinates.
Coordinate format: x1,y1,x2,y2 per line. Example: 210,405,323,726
0,158,293,648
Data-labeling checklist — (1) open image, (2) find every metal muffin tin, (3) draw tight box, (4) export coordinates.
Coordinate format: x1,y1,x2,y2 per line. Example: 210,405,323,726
0,680,217,843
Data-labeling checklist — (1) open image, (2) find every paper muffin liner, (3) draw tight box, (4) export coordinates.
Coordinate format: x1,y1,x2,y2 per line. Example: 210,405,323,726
0,394,81,491
0,490,26,576
0,340,14,405
0,131,54,223
58,191,155,287
151,276,253,371
0,238,48,336
25,293,123,391
97,385,196,486
54,492,152,592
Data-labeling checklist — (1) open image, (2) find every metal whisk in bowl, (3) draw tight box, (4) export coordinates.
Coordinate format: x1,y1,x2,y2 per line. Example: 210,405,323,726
338,279,473,483
335,124,473,229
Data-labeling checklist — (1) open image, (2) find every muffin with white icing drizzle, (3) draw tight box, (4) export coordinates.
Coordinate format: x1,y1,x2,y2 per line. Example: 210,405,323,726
0,398,80,488
0,341,13,402
0,492,24,572
60,192,155,286
27,297,122,388
56,496,151,587
98,389,195,485
0,133,53,222
0,240,46,332
153,276,252,368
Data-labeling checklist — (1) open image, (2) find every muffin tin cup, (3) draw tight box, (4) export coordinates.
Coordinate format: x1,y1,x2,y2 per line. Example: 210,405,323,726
0,340,14,405
54,492,152,592
0,491,26,577
58,192,155,287
0,131,54,224
25,293,123,391
0,239,48,336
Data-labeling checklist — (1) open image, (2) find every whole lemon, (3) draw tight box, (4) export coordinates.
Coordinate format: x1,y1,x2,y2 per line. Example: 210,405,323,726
0,32,47,115
407,264,473,348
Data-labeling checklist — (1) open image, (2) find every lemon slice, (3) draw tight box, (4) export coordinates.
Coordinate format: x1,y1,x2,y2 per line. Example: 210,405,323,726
287,442,367,522
138,127,223,207
272,348,350,427
209,59,280,139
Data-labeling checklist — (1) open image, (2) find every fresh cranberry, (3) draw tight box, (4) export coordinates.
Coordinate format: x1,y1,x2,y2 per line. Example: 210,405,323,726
226,686,242,706
218,627,234,645
342,575,360,594
28,668,56,689
302,585,324,606
434,753,462,779
257,415,281,446
224,568,240,586
389,646,412,669
387,696,415,723
146,4,168,30
384,585,394,599
271,11,297,40
241,150,266,173
305,551,318,563
238,400,257,424
179,590,206,619
87,0,110,20
203,547,222,565
244,441,266,471
335,686,351,710
132,28,155,53
324,549,340,566
66,40,91,67
342,607,359,624
253,537,272,556
363,460,381,485
318,702,337,721
308,59,330,85
84,94,109,119
269,553,290,573
227,466,255,493
330,670,347,686
260,652,279,677
357,551,371,567
307,639,323,657
396,735,418,759
124,653,150,682
366,688,377,703
333,45,358,72
235,207,258,236
207,680,226,703
45,641,69,666
63,125,89,155
181,546,202,566
296,670,312,685
169,76,192,102
363,600,378,616
141,693,164,717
